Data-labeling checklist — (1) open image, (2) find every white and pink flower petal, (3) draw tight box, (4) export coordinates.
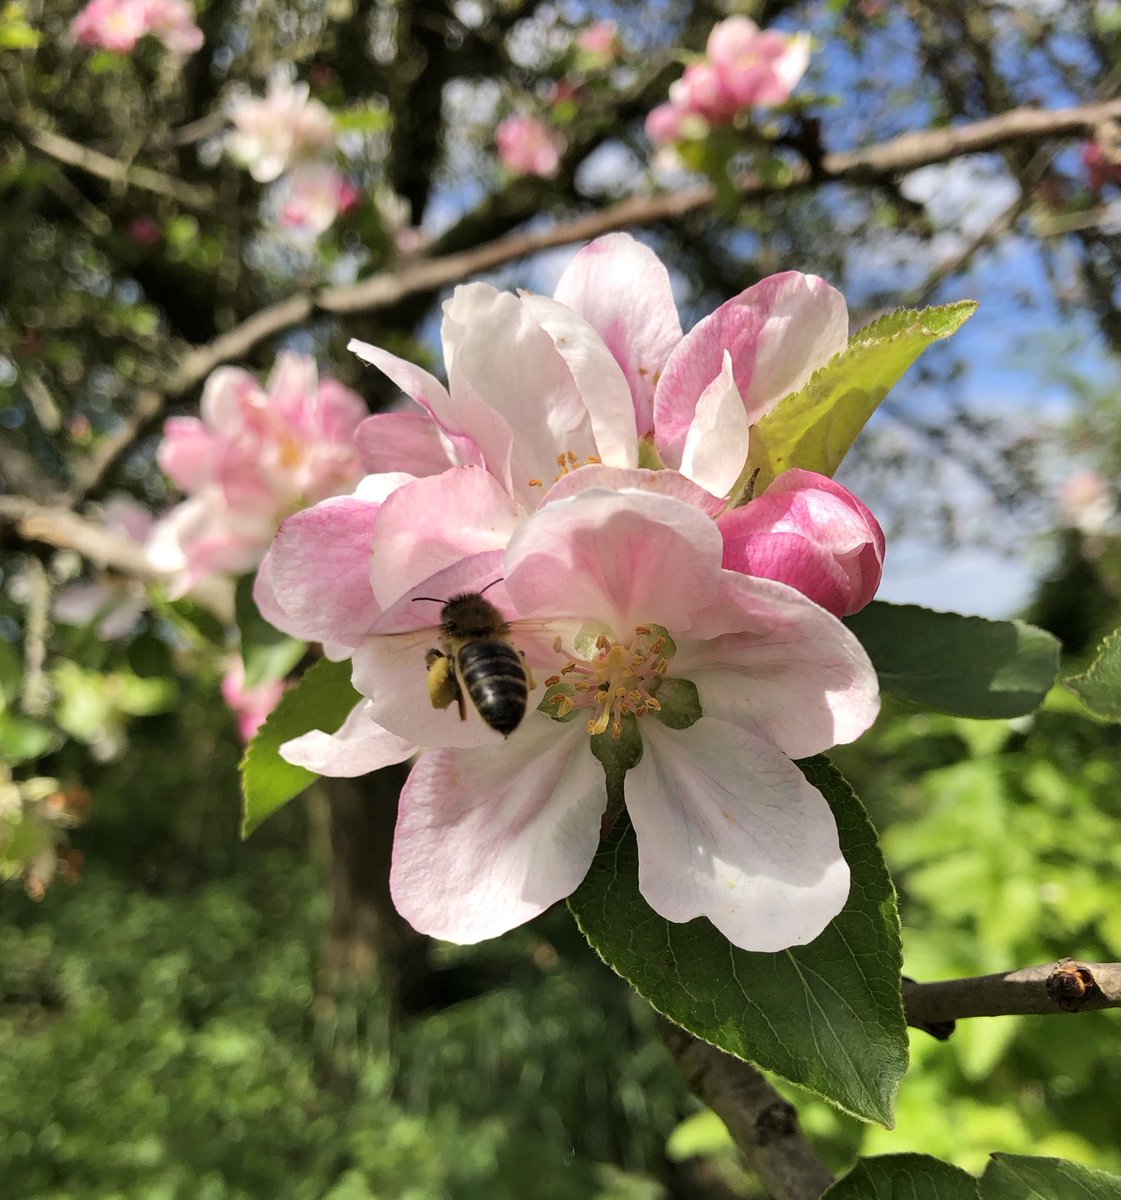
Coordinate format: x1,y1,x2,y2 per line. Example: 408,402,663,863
505,489,722,633
540,464,724,518
390,717,605,942
629,718,850,951
654,272,848,468
280,700,416,777
267,495,384,646
552,233,683,438
355,412,461,477
677,349,751,497
367,468,521,611
676,573,880,758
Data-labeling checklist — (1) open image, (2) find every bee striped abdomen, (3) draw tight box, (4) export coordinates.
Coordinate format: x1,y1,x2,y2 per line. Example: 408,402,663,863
456,639,528,736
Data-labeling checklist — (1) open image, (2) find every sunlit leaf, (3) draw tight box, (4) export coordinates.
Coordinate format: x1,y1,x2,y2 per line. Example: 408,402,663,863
746,302,977,491
846,603,1059,718
1065,629,1120,722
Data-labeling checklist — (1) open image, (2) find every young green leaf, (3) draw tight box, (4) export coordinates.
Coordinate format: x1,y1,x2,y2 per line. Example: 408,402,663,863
235,575,308,689
568,757,906,1126
241,657,359,837
825,1153,979,1199
845,602,1059,718
980,1154,1120,1200
1064,628,1120,722
745,301,976,492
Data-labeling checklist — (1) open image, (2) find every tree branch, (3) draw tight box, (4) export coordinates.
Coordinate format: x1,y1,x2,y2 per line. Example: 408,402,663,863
19,125,216,213
659,1018,834,1200
72,99,1121,498
0,495,233,622
904,959,1121,1037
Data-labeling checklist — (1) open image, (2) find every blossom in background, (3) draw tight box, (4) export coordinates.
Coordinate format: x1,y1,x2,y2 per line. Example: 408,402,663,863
54,496,154,639
1081,140,1121,196
261,479,879,951
646,15,810,145
278,164,360,237
148,353,366,594
574,20,621,66
718,469,884,616
72,0,203,55
220,658,286,742
125,214,163,246
1,768,90,901
348,231,850,506
1059,469,1115,538
226,74,337,183
496,115,567,179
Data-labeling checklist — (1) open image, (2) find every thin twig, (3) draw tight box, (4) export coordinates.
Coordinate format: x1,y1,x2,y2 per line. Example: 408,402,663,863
0,496,234,622
904,959,1120,1035
659,1018,835,1200
69,99,1121,501
21,125,215,212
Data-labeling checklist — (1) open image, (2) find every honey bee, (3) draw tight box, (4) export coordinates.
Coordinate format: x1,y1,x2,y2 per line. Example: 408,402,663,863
415,583,532,737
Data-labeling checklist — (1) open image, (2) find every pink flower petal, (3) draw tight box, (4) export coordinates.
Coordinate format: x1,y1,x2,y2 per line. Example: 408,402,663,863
504,489,722,632
675,572,880,758
390,717,605,942
280,700,416,776
654,273,848,469
355,412,459,477
552,233,683,437
631,718,849,951
350,333,514,494
268,495,384,645
540,464,724,518
367,467,521,610
157,417,217,491
518,292,638,469
678,350,751,497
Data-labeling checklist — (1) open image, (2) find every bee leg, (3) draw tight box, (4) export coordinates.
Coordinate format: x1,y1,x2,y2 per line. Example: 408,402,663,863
425,648,462,714
519,649,535,690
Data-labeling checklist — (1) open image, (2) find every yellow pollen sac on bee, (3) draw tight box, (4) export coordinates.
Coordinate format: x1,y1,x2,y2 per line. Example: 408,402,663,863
542,625,672,738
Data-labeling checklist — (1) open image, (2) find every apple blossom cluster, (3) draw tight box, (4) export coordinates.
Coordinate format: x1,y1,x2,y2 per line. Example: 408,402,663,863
255,233,885,953
221,658,287,742
148,352,367,596
71,0,203,55
646,16,810,145
226,74,356,236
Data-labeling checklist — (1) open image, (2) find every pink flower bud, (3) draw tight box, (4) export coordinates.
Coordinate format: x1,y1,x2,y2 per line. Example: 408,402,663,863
495,115,567,179
718,469,885,616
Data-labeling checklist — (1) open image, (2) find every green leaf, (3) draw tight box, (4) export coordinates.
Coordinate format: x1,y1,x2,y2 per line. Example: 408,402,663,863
746,302,977,492
0,712,57,764
980,1154,1120,1200
1064,628,1120,722
825,1153,978,1198
241,657,360,837
845,603,1060,718
235,575,307,688
568,757,906,1125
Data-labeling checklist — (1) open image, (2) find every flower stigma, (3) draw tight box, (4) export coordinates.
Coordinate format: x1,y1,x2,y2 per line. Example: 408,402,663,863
542,624,674,738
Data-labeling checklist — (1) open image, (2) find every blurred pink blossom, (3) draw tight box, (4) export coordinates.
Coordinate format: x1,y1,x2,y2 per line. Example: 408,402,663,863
1059,469,1115,537
1082,140,1121,195
279,164,360,236
221,658,286,742
72,0,203,55
53,497,155,640
226,75,337,183
574,20,621,65
126,214,163,245
646,16,810,145
496,115,567,179
148,353,367,594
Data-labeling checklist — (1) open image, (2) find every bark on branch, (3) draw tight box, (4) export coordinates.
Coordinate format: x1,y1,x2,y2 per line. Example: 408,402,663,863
0,495,233,621
70,98,1120,500
659,1019,835,1200
904,959,1121,1036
